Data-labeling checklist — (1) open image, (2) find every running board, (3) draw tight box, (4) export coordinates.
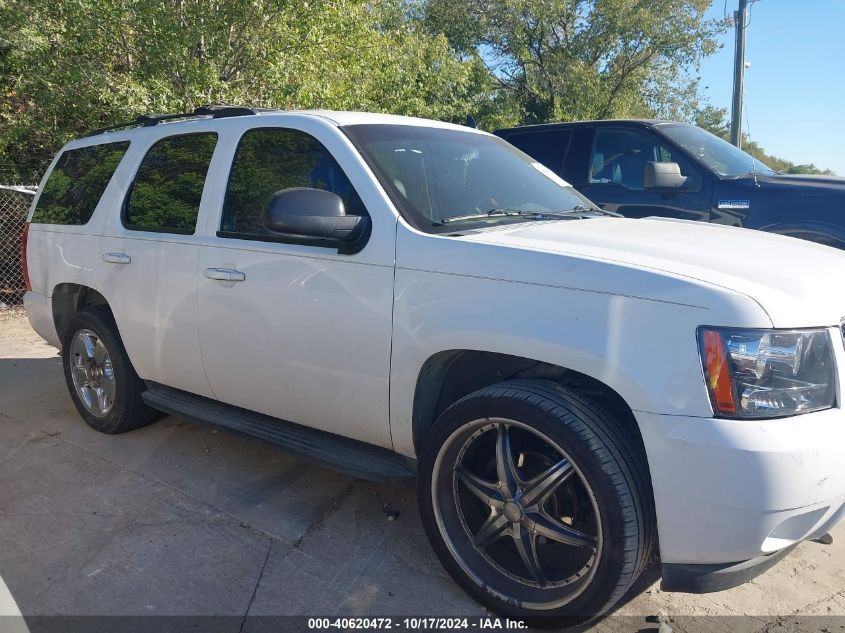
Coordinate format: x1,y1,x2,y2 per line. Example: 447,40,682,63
141,385,416,482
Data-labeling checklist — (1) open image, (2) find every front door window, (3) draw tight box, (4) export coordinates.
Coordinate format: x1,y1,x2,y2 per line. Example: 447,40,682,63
589,128,699,190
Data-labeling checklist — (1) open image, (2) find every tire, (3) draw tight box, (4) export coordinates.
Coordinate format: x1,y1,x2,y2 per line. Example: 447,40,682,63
61,306,160,434
417,379,655,629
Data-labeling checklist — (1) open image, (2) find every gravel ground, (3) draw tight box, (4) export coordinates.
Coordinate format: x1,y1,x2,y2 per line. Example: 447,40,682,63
0,310,843,633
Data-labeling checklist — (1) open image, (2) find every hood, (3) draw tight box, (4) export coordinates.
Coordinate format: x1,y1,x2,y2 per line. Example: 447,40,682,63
458,217,845,328
752,172,845,192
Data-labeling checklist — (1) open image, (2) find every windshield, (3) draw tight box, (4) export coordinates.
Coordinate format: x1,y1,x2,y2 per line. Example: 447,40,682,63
659,123,775,178
343,124,596,233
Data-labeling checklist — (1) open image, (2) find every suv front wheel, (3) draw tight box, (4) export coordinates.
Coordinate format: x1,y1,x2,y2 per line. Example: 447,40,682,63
417,380,655,628
61,306,159,434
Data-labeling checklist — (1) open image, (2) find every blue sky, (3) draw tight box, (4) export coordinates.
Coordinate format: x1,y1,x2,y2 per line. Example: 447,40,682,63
698,0,845,174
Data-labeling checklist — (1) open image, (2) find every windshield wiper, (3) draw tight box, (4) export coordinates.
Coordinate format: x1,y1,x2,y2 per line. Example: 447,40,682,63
441,207,616,224
563,204,622,217
441,209,536,224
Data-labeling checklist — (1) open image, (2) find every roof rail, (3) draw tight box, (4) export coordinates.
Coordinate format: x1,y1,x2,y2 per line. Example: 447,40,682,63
84,104,271,137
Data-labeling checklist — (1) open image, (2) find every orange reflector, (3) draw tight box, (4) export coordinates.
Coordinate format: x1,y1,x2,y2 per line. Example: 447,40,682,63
702,330,736,414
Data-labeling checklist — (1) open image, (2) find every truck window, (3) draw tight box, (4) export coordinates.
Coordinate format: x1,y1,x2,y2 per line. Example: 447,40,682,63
503,130,572,175
32,141,130,225
589,128,698,190
220,127,366,238
659,123,776,177
124,132,218,234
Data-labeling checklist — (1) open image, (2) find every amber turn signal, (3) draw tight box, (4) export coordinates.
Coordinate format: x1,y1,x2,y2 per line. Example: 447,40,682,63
701,329,737,414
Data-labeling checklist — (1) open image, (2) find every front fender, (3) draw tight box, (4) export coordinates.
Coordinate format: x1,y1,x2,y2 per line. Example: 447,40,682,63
387,267,761,458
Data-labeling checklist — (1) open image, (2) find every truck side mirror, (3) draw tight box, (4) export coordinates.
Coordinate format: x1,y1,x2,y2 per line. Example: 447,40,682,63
263,188,369,246
644,161,688,189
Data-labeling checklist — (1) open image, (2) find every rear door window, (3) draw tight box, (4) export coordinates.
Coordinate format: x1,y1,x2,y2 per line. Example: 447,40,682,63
502,129,572,175
32,141,130,225
124,132,217,234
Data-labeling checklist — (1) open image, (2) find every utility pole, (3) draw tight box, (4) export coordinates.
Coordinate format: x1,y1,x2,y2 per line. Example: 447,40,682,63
730,0,748,148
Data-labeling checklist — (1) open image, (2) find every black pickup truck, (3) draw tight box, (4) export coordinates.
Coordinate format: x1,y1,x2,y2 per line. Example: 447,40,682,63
496,120,845,249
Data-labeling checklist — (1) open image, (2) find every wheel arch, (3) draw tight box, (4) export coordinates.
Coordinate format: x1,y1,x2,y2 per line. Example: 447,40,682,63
51,283,113,342
758,221,845,250
411,350,650,476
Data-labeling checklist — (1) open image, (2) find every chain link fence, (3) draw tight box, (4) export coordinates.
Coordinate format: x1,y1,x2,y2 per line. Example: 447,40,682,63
0,185,36,307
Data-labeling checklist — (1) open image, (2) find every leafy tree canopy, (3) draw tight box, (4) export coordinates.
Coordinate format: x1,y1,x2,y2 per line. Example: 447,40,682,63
0,0,833,180
0,0,487,181
425,0,726,126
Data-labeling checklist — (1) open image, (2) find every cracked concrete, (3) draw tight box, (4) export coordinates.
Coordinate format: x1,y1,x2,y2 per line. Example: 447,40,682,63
1,310,843,632
240,539,273,632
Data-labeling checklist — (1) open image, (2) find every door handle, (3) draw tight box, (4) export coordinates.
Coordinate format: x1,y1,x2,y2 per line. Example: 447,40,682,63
102,252,131,264
205,267,246,282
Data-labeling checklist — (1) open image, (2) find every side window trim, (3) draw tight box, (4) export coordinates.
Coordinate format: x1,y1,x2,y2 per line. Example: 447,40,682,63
215,225,371,256
122,131,218,235
558,130,574,175
216,229,345,250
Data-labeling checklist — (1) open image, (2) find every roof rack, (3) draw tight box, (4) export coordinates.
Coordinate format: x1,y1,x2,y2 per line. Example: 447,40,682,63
84,104,272,137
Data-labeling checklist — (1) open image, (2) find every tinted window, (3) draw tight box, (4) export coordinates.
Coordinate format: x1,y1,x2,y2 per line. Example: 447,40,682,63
221,128,365,237
503,130,572,175
344,124,593,234
589,128,700,190
32,142,129,225
125,133,217,233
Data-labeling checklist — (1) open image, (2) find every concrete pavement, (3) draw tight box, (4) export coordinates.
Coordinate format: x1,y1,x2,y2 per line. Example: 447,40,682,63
1,309,843,632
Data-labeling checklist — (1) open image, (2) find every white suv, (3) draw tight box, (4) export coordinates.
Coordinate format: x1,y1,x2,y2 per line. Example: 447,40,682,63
22,105,845,627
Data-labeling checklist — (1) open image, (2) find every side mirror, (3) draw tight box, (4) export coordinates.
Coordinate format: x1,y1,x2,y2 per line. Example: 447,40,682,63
263,188,369,245
643,161,688,189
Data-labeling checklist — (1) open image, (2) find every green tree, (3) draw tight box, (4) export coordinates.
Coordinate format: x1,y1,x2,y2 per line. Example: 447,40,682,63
425,0,727,125
0,0,486,182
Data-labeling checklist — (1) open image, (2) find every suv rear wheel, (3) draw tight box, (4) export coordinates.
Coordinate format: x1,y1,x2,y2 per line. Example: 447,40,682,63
61,307,159,434
417,380,654,628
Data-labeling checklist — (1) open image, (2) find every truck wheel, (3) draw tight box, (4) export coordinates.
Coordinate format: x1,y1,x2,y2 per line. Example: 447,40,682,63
418,380,654,628
61,306,159,434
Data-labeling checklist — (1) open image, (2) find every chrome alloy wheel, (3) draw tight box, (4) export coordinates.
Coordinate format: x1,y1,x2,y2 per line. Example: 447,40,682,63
432,418,602,609
69,329,116,418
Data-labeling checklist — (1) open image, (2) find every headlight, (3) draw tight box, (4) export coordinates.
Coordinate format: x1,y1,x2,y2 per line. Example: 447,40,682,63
698,327,836,418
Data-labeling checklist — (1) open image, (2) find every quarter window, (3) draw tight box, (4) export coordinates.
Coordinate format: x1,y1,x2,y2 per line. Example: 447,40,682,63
124,132,217,233
221,128,365,237
32,142,130,225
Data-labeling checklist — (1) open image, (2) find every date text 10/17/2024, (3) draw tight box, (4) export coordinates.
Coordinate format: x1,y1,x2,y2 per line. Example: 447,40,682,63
308,617,528,630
